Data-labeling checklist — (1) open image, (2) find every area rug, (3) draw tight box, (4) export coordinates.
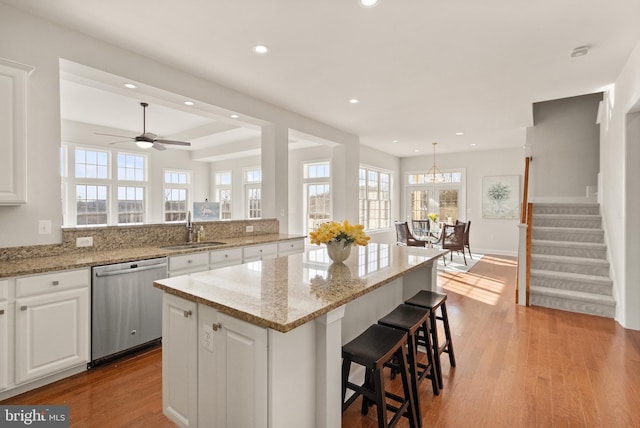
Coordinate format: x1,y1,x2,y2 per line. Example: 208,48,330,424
437,252,483,273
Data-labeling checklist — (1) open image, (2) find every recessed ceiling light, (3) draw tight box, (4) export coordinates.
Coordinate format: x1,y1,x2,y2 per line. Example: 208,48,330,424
392,140,399,143
230,114,240,119
414,149,420,153
359,0,379,8
349,98,359,104
470,143,477,147
123,83,137,89
455,131,465,136
253,45,269,54
183,101,194,106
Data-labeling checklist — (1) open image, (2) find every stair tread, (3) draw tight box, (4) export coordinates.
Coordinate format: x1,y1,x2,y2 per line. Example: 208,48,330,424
530,285,616,305
530,269,612,284
532,226,603,232
534,214,601,219
531,239,606,249
531,253,610,266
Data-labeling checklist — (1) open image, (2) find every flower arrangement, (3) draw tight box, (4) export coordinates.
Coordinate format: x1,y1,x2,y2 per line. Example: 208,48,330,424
309,220,370,247
428,212,439,223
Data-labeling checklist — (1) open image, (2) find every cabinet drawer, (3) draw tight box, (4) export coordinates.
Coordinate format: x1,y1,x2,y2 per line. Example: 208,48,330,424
210,248,242,267
16,269,89,298
169,252,210,273
278,239,305,256
0,279,8,301
243,243,278,262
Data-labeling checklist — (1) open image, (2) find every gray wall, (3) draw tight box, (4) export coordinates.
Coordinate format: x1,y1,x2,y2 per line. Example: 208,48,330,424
527,93,602,199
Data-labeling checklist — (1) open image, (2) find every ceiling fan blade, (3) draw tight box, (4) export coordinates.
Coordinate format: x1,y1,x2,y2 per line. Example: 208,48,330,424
154,139,191,146
152,142,168,151
95,132,134,139
108,140,133,145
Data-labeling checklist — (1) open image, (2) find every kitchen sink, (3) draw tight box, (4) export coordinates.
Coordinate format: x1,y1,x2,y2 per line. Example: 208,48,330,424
162,241,226,250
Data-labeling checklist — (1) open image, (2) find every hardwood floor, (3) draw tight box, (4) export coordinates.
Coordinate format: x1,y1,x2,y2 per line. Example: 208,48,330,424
3,255,640,427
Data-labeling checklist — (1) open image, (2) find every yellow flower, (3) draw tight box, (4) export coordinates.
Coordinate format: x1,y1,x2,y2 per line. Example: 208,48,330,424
309,220,370,246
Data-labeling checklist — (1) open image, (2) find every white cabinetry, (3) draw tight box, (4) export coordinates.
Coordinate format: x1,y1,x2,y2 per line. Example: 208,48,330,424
0,279,9,391
277,239,305,256
169,252,210,277
14,269,89,384
162,293,198,428
209,248,242,269
162,294,267,428
243,243,278,263
0,58,34,205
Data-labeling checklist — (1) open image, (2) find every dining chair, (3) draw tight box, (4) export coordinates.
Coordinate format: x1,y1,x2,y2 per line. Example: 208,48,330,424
441,223,466,265
395,222,426,247
463,221,472,259
411,220,430,240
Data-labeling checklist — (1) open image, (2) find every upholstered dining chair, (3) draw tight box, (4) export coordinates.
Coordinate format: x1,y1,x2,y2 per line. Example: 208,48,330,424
411,220,430,240
441,223,466,265
463,221,472,260
395,221,426,247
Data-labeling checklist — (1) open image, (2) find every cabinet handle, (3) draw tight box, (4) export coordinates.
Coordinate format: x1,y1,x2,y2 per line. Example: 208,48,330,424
187,260,193,264
52,280,59,286
21,306,27,311
183,310,192,318
212,322,222,331
0,309,4,315
224,254,228,258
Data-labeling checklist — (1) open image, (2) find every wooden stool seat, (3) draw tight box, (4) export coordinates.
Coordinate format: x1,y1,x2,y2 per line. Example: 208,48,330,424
405,290,456,390
342,324,418,428
379,304,439,427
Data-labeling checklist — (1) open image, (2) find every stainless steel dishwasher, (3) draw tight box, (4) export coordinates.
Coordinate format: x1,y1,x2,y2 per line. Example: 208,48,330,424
91,257,168,366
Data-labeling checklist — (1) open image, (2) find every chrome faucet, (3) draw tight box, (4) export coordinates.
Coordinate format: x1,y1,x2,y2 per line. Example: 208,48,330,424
186,211,194,243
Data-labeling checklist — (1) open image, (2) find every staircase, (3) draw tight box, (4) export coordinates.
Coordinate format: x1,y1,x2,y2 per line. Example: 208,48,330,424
529,203,615,318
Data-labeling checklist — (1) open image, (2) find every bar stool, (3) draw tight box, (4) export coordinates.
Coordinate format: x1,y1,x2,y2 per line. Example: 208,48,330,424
342,324,418,428
405,290,456,390
378,304,440,427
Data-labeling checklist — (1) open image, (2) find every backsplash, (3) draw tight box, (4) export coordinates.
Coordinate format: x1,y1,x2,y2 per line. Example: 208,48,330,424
0,218,279,261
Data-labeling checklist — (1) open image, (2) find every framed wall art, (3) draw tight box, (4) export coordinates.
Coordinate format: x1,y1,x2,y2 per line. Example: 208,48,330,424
482,175,520,219
193,200,220,221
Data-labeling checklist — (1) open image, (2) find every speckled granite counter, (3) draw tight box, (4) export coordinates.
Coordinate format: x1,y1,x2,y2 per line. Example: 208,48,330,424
0,234,304,278
154,243,447,333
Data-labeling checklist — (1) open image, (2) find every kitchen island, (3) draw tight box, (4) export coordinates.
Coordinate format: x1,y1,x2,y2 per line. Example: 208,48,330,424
154,243,447,428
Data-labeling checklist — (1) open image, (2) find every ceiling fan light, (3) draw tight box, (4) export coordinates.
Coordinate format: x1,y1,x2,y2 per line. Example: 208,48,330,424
136,141,154,149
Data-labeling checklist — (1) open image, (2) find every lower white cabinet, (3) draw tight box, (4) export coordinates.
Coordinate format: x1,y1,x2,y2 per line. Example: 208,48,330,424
169,252,210,277
162,293,198,428
0,298,8,392
277,239,305,256
209,247,242,269
243,243,278,263
162,293,267,428
15,287,89,383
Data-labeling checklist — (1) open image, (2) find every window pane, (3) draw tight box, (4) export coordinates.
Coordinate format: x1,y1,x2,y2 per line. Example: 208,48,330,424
76,184,108,226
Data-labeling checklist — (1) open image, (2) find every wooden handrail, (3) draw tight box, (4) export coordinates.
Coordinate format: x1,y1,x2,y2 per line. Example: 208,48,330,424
520,156,532,224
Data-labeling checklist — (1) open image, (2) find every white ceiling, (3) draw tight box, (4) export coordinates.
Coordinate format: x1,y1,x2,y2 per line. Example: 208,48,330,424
4,0,640,157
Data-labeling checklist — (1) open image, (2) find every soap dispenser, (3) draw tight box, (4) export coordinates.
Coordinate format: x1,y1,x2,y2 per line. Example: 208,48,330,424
199,226,205,242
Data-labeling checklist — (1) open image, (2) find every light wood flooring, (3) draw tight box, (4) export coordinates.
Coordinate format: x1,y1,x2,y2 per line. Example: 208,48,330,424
3,255,640,427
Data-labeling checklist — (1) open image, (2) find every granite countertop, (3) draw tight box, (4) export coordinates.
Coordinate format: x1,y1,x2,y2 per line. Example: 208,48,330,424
154,244,447,333
0,234,304,278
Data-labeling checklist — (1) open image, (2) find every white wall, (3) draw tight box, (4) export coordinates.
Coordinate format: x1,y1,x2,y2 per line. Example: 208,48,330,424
401,147,525,255
0,4,358,248
600,40,640,330
527,93,602,199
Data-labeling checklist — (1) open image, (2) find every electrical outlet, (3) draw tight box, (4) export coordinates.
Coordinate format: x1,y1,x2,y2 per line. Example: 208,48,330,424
76,237,93,247
38,220,52,235
246,225,254,233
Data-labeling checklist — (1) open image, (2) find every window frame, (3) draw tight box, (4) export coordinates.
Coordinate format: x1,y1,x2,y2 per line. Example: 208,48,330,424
358,165,392,232
303,160,331,234
163,168,192,223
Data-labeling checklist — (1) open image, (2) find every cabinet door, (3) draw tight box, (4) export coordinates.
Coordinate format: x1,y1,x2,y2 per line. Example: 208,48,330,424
0,58,33,205
277,238,305,256
242,243,278,263
199,305,267,428
15,287,89,383
169,252,210,277
209,248,242,269
0,301,8,391
162,293,197,428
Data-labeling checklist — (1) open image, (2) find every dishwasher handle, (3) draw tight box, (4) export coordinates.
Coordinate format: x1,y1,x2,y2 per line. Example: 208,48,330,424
94,263,168,277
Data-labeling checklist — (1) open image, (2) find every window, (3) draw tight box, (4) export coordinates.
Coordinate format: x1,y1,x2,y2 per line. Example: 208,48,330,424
359,166,391,231
405,169,465,224
74,148,110,226
215,171,232,220
75,148,108,179
76,184,108,226
164,169,191,222
117,153,146,225
304,161,331,234
245,168,262,219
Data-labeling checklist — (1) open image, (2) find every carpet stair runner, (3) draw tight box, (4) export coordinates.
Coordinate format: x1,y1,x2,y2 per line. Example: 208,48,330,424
529,203,615,318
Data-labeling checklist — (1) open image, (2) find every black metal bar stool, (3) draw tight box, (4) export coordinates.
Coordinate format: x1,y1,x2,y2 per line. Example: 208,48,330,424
405,290,456,390
378,304,440,427
342,324,418,428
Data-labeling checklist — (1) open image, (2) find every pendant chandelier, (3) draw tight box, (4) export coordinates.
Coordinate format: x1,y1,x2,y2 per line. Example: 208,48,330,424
426,142,445,183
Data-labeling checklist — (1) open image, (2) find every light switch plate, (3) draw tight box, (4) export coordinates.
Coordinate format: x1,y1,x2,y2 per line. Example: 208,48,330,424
246,225,254,233
38,220,52,234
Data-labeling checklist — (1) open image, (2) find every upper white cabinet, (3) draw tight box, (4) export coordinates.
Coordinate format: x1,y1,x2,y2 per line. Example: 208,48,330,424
0,58,34,205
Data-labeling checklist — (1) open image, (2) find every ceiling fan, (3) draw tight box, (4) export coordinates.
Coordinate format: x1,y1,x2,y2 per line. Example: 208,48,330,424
95,102,191,151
